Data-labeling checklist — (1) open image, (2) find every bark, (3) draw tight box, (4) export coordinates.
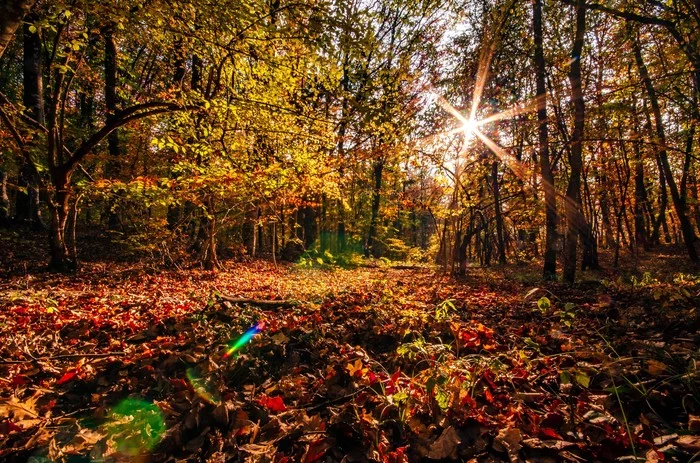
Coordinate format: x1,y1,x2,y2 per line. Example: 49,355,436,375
633,31,698,261
564,0,586,284
366,160,383,258
16,19,44,228
0,168,9,221
534,0,557,279
692,168,700,233
202,202,219,271
597,167,614,248
103,25,121,173
0,0,36,60
47,168,75,271
492,161,506,264
301,202,317,249
633,140,648,251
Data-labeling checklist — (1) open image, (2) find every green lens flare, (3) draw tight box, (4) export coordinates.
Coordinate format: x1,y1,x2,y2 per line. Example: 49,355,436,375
186,368,220,405
104,398,165,456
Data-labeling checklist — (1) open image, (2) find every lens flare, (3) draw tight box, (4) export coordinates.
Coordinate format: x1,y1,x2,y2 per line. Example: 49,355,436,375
104,398,165,456
223,323,263,358
186,368,220,405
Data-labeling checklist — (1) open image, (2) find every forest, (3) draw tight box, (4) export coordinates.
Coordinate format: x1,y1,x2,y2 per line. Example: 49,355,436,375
0,0,699,461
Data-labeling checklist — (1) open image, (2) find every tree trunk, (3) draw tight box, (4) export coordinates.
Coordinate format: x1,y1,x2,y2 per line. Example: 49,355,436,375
16,18,44,228
301,201,317,249
202,200,219,270
633,31,698,261
563,0,586,284
492,161,506,264
534,0,557,279
366,160,383,257
632,118,649,251
0,168,9,222
0,0,36,60
47,168,75,271
104,25,121,173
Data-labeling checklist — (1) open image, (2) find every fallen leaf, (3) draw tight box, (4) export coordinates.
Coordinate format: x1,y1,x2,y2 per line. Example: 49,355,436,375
493,428,522,463
646,360,667,376
427,426,461,459
676,434,700,452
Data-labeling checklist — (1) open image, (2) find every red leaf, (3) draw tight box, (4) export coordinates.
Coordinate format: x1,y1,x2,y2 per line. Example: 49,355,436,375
258,395,287,413
9,375,30,388
0,420,22,435
56,370,78,385
302,438,330,463
540,427,563,440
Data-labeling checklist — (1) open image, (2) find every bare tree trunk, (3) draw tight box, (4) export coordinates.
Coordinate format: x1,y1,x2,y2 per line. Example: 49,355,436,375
16,18,44,228
563,0,586,284
366,160,383,257
534,0,557,279
632,120,649,251
492,161,506,264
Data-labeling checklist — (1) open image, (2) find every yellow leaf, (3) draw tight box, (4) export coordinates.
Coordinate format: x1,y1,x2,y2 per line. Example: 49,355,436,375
346,359,363,377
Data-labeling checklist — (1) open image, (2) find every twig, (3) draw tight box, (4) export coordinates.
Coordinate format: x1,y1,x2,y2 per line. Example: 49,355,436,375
0,352,126,364
297,386,369,412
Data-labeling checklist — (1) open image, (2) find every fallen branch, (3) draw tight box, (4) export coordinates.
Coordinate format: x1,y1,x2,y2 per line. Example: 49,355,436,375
215,294,296,309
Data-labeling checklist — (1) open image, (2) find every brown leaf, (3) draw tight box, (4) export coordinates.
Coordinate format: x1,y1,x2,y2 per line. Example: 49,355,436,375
212,403,229,426
427,426,461,460
689,415,700,431
676,435,700,453
493,428,522,463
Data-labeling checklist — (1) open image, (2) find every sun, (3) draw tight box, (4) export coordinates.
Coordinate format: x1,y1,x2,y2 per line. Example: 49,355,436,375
462,118,478,141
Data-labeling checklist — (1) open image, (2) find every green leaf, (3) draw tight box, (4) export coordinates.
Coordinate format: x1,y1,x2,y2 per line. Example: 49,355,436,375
28,25,37,34
575,371,590,388
537,296,551,313
435,389,450,410
560,371,571,385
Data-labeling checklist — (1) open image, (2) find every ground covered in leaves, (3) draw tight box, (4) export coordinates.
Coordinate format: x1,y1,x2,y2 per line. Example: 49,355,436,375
1,249,699,462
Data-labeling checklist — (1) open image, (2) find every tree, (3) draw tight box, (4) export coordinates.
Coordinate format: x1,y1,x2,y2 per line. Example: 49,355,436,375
563,0,586,283
533,0,557,279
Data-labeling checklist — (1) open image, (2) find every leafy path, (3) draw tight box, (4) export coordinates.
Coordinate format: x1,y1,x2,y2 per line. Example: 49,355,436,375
1,262,698,462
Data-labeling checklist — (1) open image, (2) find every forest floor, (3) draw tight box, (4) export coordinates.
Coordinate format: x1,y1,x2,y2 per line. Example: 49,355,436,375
1,230,699,462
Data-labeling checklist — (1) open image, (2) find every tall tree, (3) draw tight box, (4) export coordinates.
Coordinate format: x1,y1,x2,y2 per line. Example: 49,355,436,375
533,0,557,279
631,26,699,262
563,0,586,283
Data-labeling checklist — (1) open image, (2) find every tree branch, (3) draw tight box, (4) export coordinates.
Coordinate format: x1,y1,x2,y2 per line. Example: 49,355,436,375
65,102,198,175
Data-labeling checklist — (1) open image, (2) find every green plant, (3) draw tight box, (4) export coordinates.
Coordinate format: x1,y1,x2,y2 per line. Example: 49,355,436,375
555,302,577,329
435,299,456,322
631,271,659,288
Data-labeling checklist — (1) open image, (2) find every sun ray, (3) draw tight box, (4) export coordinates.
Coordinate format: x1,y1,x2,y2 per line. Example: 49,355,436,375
472,128,530,181
479,95,544,125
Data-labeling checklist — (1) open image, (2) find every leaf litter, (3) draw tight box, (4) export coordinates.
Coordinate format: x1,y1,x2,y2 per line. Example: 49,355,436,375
0,261,698,462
